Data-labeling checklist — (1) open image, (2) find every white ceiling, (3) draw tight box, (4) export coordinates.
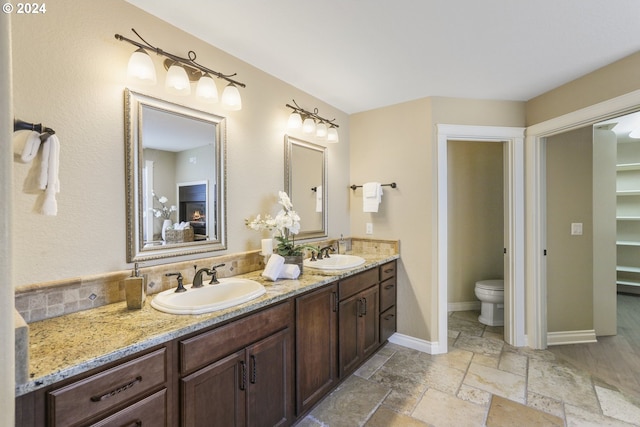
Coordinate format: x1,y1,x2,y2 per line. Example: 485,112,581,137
126,0,640,114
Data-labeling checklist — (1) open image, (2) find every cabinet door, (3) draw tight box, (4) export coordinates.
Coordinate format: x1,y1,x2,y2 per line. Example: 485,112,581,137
295,284,338,414
361,285,380,359
246,328,293,427
181,350,246,427
338,293,361,377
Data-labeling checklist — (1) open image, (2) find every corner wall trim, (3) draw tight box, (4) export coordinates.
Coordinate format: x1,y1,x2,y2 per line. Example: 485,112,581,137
387,333,445,355
547,330,597,346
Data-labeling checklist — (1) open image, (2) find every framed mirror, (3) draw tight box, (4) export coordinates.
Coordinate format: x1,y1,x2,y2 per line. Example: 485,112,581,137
125,89,226,262
284,135,327,239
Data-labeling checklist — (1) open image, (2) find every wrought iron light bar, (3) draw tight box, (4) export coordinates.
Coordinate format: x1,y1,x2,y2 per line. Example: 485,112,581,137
285,99,339,128
114,28,246,88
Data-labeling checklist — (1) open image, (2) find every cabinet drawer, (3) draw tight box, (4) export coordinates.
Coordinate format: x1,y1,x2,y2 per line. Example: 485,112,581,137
48,348,167,427
379,261,396,282
90,389,166,427
380,306,397,343
339,268,378,300
380,277,397,312
180,301,292,374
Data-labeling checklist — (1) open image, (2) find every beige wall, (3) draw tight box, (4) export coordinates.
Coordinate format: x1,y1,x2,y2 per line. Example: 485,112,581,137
448,141,504,303
546,127,594,332
11,0,350,287
350,97,524,343
526,51,640,126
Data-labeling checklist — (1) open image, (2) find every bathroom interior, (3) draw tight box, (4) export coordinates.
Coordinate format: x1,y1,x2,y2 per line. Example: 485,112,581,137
3,0,640,425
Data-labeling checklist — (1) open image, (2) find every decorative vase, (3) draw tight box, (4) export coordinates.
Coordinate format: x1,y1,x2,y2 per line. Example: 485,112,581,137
283,255,303,275
161,219,173,241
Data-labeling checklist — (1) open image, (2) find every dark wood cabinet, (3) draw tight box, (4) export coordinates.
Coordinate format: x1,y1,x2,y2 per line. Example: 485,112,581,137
179,301,294,427
379,261,398,343
295,284,338,415
338,270,380,377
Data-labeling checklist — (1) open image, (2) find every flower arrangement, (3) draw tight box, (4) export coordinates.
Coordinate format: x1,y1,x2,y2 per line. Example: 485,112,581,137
246,191,314,256
152,192,177,220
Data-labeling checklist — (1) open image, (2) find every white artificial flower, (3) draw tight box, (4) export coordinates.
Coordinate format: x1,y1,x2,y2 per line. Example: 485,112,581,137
158,196,168,204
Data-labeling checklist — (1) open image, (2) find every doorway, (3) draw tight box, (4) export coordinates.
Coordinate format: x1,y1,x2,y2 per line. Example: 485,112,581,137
436,125,526,353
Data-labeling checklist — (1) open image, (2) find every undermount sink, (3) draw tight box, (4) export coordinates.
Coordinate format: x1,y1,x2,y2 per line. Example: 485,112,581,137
303,254,366,271
151,278,266,315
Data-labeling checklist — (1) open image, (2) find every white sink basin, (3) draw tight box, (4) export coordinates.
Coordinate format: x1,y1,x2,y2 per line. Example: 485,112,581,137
151,278,266,315
303,254,366,271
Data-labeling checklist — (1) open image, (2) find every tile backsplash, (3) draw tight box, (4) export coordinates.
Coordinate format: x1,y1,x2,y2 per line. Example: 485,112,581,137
15,238,399,323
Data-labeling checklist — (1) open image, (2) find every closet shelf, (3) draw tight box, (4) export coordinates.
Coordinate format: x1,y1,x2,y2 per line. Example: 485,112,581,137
617,265,640,273
617,241,640,247
617,280,640,287
616,190,640,196
616,163,640,171
617,216,640,221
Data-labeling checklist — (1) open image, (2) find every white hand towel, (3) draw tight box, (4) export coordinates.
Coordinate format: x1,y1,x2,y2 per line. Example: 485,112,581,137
363,182,383,213
315,185,323,212
41,134,60,216
278,264,300,279
262,253,285,281
13,130,41,163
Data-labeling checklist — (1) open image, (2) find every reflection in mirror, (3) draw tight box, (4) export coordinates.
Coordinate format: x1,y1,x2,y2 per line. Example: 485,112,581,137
284,135,327,239
125,89,226,262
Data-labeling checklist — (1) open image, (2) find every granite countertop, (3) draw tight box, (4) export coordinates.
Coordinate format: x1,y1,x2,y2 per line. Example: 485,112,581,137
17,252,398,396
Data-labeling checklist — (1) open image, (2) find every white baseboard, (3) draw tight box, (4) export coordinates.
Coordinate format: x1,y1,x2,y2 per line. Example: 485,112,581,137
547,330,597,346
448,301,481,312
387,333,446,355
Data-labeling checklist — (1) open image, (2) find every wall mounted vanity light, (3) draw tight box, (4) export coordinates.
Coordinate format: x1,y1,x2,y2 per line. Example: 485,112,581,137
286,99,339,143
115,28,246,110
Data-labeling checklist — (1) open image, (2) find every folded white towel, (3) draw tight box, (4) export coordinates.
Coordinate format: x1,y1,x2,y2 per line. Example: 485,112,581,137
278,264,300,279
41,134,60,216
13,130,41,163
262,253,285,281
363,182,383,213
315,185,323,212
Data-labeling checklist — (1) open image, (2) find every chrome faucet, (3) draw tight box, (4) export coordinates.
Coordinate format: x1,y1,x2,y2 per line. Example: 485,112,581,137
193,263,226,287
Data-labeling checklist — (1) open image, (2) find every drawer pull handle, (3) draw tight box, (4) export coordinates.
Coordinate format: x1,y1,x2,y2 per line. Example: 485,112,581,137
239,361,247,390
90,376,142,402
384,314,395,320
384,284,394,290
332,291,338,313
250,355,257,384
383,268,394,274
120,420,142,427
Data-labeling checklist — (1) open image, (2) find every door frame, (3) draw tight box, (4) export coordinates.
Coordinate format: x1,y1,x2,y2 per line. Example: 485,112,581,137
526,89,640,349
436,125,526,353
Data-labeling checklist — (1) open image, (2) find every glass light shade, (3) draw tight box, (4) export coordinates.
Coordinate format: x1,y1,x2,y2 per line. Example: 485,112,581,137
127,48,156,84
221,83,242,110
327,127,339,143
316,122,328,139
629,128,640,139
196,74,219,103
287,112,302,129
165,63,191,96
302,117,316,134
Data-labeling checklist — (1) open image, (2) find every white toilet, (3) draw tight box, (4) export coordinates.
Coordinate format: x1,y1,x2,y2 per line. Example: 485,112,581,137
474,279,504,326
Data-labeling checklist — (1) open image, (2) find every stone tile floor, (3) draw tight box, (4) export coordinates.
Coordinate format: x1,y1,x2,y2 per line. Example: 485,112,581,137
295,310,640,426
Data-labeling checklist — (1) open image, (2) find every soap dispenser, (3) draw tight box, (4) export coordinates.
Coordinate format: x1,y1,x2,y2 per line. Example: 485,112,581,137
124,263,146,309
338,234,347,254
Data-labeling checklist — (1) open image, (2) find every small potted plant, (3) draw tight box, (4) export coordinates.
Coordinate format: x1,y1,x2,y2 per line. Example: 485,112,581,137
246,191,315,272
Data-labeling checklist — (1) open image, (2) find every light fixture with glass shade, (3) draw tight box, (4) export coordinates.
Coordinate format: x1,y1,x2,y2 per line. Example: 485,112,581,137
221,83,242,110
327,126,339,143
165,62,191,95
316,122,328,139
195,73,218,103
285,99,339,143
115,29,246,108
127,47,156,84
287,112,302,129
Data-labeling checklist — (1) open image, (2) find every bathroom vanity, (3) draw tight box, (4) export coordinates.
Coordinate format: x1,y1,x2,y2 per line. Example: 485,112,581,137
15,255,398,427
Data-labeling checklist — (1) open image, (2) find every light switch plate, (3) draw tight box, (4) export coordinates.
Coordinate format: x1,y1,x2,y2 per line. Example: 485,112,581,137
366,222,373,234
571,223,583,235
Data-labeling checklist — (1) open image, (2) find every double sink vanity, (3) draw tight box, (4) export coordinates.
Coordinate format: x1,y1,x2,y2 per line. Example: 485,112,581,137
16,251,399,426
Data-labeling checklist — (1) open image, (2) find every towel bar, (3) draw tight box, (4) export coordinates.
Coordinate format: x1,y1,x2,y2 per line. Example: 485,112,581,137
350,182,397,190
13,118,55,136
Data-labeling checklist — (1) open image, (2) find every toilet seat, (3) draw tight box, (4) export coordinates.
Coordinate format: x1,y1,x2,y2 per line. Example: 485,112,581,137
475,279,504,291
